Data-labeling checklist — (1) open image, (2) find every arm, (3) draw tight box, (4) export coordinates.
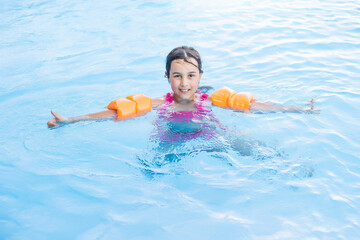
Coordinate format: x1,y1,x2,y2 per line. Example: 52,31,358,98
151,98,165,109
47,97,165,128
250,98,319,113
209,87,319,114
207,96,319,114
47,109,117,128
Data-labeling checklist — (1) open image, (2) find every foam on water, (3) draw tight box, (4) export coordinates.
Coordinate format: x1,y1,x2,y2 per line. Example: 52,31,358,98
1,0,360,239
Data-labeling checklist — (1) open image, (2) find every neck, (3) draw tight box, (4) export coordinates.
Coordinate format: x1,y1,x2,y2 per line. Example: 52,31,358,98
176,98,193,104
173,93,196,104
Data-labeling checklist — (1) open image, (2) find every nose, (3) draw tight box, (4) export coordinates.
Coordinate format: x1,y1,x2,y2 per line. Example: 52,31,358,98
180,76,189,86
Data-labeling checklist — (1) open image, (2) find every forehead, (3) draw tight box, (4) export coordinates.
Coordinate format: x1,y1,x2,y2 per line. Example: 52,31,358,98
170,58,199,72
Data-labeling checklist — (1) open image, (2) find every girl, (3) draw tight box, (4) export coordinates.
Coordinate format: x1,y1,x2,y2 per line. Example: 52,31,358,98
47,46,317,128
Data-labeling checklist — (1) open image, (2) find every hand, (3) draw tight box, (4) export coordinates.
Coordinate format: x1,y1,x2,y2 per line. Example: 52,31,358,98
47,110,69,128
304,98,320,114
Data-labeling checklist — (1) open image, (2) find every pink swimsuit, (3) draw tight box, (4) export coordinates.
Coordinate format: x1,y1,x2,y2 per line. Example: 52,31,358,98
154,92,216,143
157,92,210,121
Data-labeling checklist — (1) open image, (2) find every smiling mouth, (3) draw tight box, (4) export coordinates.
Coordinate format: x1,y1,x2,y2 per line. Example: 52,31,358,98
179,89,190,93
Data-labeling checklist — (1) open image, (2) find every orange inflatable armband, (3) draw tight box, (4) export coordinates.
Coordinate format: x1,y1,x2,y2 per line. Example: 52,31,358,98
211,87,236,107
228,92,253,110
107,94,152,120
107,98,137,120
211,86,254,110
126,94,152,116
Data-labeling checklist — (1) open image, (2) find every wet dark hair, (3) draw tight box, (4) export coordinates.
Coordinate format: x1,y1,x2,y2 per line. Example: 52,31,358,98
165,46,203,78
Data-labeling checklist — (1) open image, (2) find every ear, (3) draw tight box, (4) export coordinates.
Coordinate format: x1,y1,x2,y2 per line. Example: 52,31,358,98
165,71,170,83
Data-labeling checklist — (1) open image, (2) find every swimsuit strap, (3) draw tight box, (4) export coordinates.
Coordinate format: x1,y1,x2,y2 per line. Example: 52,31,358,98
195,92,209,111
164,92,174,105
199,93,209,101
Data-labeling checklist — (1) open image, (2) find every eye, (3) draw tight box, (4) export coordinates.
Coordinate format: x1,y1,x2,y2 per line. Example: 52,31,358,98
189,74,195,78
173,74,181,78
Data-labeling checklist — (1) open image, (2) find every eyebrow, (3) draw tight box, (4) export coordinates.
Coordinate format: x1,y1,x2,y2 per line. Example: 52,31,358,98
171,71,197,75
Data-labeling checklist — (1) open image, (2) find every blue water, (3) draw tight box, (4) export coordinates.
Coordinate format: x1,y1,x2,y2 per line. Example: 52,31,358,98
1,0,360,239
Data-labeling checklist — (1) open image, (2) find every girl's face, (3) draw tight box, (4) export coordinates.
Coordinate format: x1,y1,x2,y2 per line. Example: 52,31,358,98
167,58,202,103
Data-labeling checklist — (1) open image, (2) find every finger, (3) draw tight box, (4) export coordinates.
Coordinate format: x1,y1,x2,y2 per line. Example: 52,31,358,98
50,110,57,117
47,119,58,127
51,110,65,121
307,99,314,106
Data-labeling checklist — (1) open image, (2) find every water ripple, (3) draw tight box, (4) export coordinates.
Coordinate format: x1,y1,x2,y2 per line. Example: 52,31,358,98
1,0,360,239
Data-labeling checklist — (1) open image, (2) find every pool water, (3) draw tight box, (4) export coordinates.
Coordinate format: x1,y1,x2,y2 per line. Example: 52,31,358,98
1,0,360,239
